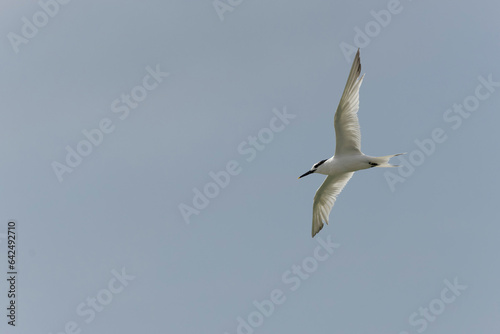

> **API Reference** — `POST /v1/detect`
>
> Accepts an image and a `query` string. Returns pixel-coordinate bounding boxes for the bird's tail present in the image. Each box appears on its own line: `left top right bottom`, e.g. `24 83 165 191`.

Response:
372 153 406 167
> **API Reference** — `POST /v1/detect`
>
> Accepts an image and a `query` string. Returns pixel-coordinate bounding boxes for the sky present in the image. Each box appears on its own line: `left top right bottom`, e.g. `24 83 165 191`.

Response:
0 0 499 333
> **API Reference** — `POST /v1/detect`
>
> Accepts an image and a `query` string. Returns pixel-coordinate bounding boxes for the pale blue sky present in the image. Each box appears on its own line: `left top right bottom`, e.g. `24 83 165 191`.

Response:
0 1 499 333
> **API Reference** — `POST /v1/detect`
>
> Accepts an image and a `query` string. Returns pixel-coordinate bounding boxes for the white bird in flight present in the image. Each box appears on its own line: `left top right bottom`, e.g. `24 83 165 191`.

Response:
299 49 404 237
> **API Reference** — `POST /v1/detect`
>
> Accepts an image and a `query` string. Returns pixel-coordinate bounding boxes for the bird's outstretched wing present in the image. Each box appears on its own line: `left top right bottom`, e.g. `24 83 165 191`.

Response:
312 172 354 237
334 49 365 156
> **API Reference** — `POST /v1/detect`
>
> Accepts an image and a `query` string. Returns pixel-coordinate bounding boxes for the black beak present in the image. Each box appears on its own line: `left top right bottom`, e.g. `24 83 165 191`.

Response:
298 170 314 179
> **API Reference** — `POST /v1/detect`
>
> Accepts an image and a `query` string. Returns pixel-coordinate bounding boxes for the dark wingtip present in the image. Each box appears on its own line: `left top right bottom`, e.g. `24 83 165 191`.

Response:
311 224 324 238
355 49 361 75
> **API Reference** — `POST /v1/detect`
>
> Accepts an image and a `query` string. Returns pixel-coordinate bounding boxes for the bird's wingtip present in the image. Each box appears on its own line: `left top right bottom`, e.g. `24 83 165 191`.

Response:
311 222 324 237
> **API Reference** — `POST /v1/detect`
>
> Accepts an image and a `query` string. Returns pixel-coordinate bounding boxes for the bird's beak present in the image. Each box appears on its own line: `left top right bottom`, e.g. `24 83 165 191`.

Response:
298 170 314 179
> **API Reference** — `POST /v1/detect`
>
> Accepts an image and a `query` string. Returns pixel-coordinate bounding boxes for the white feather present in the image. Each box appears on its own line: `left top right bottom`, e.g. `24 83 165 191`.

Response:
334 49 364 156
312 172 354 237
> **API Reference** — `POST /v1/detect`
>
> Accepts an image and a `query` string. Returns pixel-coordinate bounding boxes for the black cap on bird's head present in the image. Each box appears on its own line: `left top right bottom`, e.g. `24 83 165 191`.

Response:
298 159 327 179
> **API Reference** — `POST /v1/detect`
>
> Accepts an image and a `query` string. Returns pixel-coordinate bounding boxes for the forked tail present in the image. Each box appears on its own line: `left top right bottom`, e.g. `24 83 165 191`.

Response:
372 153 406 167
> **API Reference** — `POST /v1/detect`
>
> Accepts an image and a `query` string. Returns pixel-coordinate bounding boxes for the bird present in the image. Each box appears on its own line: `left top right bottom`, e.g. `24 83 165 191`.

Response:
299 49 404 237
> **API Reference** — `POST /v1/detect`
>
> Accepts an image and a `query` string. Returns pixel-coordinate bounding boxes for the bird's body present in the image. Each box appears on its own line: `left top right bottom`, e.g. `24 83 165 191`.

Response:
315 153 402 175
299 50 404 237
315 155 375 175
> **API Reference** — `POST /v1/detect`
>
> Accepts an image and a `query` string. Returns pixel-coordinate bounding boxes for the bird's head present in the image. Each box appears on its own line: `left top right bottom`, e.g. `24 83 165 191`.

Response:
298 159 328 179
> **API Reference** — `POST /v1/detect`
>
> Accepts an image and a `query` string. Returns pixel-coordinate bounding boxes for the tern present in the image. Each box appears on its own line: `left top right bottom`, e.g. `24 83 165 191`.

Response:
299 49 404 237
